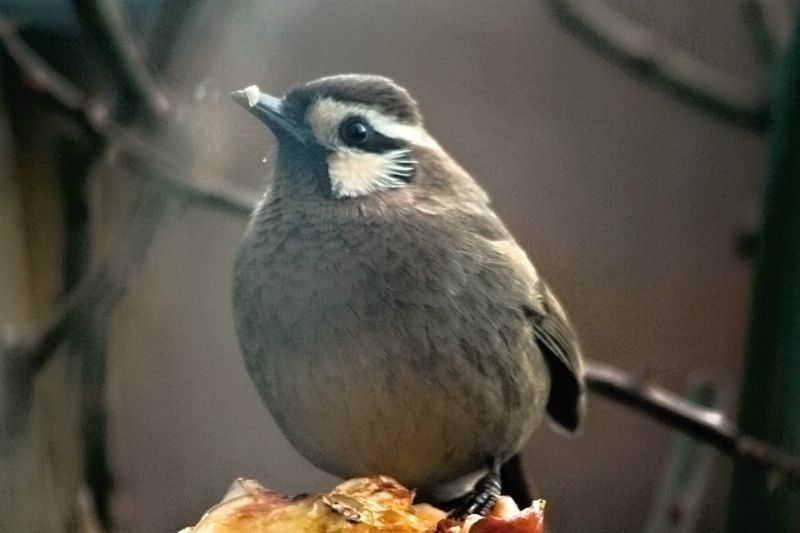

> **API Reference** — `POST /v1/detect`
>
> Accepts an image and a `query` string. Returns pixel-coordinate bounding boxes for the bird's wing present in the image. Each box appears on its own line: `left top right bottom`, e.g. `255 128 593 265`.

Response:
525 280 585 433
457 206 585 432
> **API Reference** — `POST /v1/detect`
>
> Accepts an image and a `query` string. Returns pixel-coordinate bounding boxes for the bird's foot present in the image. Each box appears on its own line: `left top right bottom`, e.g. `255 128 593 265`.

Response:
448 458 502 520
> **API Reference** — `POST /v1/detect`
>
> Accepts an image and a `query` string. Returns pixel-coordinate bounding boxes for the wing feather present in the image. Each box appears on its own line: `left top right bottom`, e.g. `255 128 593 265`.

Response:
526 281 585 432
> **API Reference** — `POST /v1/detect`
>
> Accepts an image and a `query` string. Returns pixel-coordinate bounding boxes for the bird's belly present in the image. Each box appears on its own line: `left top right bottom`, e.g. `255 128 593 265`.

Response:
235 223 551 495
248 317 550 494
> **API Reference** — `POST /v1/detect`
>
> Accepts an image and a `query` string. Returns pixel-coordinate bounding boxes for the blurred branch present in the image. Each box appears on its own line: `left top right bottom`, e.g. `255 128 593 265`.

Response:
144 0 212 72
3 161 253 382
5 179 167 371
2 3 247 529
70 0 169 122
742 0 794 64
0 17 256 219
548 0 771 133
134 162 256 217
0 19 85 111
77 484 106 533
0 10 256 390
586 361 800 489
64 4 174 522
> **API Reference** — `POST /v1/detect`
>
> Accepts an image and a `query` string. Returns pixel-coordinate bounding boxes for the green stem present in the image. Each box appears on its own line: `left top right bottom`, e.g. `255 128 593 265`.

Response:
727 9 800 533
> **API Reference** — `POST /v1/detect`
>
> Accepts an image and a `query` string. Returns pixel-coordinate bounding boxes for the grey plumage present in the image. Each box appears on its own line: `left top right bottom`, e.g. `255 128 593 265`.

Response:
232 75 584 500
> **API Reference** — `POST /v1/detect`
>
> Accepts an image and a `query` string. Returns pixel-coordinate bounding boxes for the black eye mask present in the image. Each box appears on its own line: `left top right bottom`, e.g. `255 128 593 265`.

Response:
338 115 407 154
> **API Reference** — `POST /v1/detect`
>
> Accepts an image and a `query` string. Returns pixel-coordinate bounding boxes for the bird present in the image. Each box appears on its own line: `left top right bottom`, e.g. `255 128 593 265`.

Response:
230 74 585 516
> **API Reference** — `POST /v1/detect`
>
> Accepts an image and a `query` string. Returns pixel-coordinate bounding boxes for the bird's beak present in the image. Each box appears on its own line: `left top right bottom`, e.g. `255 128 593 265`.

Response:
230 86 309 144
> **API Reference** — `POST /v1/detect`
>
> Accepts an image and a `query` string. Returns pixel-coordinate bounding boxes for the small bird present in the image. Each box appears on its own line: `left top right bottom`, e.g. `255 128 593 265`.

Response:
230 75 584 515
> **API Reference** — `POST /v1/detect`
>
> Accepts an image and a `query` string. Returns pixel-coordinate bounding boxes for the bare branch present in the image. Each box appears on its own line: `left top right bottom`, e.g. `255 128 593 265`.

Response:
0 19 86 111
0 22 256 400
6 179 167 366
76 485 106 533
2 165 253 402
70 0 169 122
2 4 249 527
0 18 257 219
1 178 169 457
586 361 800 489
143 0 214 72
549 0 771 133
742 0 795 64
0 16 113 135
135 165 256 218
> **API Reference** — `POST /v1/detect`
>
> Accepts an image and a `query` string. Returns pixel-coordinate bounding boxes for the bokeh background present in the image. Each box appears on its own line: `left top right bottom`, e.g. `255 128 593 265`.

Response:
0 1 775 532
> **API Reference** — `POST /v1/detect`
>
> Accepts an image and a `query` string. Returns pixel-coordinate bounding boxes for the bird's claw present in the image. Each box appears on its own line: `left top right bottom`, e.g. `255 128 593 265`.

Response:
448 458 503 520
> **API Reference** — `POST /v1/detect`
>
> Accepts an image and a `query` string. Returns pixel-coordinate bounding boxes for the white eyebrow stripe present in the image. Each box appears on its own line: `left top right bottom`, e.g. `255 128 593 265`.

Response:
306 97 439 150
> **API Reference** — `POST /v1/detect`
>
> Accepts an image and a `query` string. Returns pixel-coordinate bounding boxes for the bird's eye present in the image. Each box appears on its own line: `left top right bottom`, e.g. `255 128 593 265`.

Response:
339 117 371 146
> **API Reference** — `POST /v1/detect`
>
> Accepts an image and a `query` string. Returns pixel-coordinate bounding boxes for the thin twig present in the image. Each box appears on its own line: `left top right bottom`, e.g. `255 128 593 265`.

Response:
70 0 169 122
548 0 771 133
0 17 257 219
143 0 213 72
3 175 168 381
1 5 250 529
76 484 106 533
2 167 253 384
0 19 85 110
742 0 794 64
585 361 800 489
0 20 256 386
135 164 256 218
64 3 179 523
0 10 254 437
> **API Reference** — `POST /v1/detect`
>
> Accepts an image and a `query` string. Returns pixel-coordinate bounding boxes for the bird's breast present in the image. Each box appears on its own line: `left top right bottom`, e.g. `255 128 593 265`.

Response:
232 206 550 493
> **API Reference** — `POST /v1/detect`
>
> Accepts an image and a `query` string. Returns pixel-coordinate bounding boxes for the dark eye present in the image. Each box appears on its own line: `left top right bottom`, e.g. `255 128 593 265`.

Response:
339 117 372 146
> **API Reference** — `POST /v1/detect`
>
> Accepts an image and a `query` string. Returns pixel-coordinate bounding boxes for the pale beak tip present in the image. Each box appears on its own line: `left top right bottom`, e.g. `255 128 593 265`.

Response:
230 85 261 107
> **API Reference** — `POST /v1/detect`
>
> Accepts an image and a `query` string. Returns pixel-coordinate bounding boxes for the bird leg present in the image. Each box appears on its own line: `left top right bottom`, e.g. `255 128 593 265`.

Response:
448 457 503 519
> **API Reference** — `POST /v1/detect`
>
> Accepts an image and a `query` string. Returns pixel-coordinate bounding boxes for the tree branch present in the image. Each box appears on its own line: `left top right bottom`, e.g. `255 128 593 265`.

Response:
585 361 800 489
742 0 794 64
62 4 183 522
143 0 213 73
3 178 167 378
2 4 251 528
0 17 257 219
0 21 255 354
76 485 106 533
70 0 169 122
548 0 771 133
0 19 85 111
0 20 256 400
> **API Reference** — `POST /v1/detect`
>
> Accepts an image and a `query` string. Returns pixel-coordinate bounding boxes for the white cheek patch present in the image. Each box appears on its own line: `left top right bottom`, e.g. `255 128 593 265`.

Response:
328 148 414 198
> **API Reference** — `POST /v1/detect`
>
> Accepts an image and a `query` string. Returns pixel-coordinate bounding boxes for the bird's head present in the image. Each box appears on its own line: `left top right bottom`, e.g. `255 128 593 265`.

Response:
231 74 443 200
